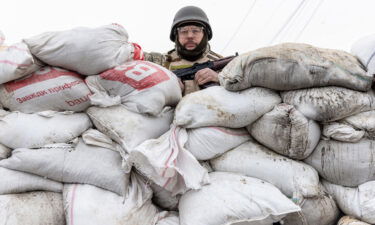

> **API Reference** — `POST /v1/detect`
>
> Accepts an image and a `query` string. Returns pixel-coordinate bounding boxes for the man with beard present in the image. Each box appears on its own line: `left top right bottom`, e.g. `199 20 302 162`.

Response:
145 6 222 95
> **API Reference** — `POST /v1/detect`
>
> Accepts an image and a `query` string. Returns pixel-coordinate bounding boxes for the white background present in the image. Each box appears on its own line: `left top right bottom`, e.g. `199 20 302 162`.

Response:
1 0 375 56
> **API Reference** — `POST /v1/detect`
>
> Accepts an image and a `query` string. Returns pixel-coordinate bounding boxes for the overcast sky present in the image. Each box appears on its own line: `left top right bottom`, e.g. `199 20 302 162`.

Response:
1 0 375 56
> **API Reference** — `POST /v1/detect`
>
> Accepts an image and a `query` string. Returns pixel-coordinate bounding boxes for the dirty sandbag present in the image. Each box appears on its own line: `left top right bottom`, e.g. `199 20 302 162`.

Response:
281 86 375 122
210 140 320 199
129 126 209 196
305 139 375 187
0 42 42 84
86 60 181 116
186 126 250 160
281 185 340 225
322 180 375 224
343 110 375 139
0 66 92 113
0 191 65 225
175 86 281 128
219 43 371 92
0 139 130 196
0 143 10 160
24 24 143 75
0 167 62 195
63 172 159 225
87 105 173 153
322 122 365 142
337 216 371 225
0 110 92 149
178 172 301 225
249 103 320 160
351 33 375 76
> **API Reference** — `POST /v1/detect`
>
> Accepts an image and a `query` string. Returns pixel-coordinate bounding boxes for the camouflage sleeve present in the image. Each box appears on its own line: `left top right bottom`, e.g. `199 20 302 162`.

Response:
144 52 169 68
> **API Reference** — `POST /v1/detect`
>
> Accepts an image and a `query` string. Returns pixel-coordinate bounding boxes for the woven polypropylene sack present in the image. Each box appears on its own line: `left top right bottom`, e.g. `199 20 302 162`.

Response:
351 34 375 75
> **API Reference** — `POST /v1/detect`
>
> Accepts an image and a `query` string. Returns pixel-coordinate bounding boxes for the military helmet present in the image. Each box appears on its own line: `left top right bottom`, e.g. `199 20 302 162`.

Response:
170 6 212 41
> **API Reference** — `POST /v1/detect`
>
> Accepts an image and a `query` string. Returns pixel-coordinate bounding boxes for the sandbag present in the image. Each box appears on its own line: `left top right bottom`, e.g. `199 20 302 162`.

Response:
87 105 173 152
351 33 375 75
210 140 320 199
0 143 10 159
343 110 375 139
338 216 371 225
130 126 209 196
186 126 250 160
0 42 41 84
63 173 159 225
0 66 92 113
0 110 92 149
86 60 181 116
175 86 281 128
0 191 65 225
178 172 301 225
24 24 143 75
281 87 375 122
219 43 371 91
305 139 375 187
282 188 340 225
0 139 129 196
322 122 365 142
249 103 320 160
323 180 375 224
0 167 62 195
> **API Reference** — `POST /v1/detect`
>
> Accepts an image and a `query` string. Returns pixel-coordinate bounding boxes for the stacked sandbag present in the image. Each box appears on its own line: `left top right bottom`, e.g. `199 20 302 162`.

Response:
0 191 65 225
219 43 371 91
323 180 375 224
178 172 301 225
0 42 42 84
86 60 182 115
0 66 93 113
24 24 143 75
351 33 375 75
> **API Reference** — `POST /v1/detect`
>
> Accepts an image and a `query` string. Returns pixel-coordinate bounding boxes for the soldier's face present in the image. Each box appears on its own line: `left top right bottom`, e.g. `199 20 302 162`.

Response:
177 25 204 50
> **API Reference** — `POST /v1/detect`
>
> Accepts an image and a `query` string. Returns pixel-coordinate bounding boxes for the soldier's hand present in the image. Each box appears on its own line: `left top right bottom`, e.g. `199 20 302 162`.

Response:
194 68 219 85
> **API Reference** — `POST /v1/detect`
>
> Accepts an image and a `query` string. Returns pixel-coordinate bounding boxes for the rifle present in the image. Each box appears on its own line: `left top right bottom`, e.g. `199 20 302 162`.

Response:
172 53 238 88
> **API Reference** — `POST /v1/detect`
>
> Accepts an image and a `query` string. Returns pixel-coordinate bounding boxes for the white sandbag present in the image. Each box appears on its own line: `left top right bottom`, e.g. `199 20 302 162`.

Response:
0 66 93 113
24 24 144 75
179 172 300 225
322 122 365 142
0 143 10 159
0 167 62 194
151 182 180 210
0 110 92 149
219 43 371 92
343 110 375 139
351 33 375 75
322 180 375 224
63 173 159 225
86 60 181 116
87 105 173 152
130 126 209 196
156 212 179 225
305 139 375 187
0 191 65 225
175 86 281 128
0 139 129 196
281 87 375 122
0 42 41 84
210 140 320 199
186 126 250 160
338 216 371 225
282 188 340 225
249 103 320 160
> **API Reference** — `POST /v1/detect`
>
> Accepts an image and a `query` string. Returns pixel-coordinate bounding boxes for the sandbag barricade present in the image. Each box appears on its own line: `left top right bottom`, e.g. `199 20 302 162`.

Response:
0 66 92 113
86 60 181 116
24 24 144 75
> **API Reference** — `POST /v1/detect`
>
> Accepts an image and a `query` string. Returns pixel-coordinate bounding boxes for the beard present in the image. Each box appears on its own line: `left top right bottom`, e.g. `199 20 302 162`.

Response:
175 34 208 61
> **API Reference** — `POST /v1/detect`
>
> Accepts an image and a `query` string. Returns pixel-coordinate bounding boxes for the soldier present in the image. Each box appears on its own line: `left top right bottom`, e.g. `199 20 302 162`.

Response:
145 6 222 95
